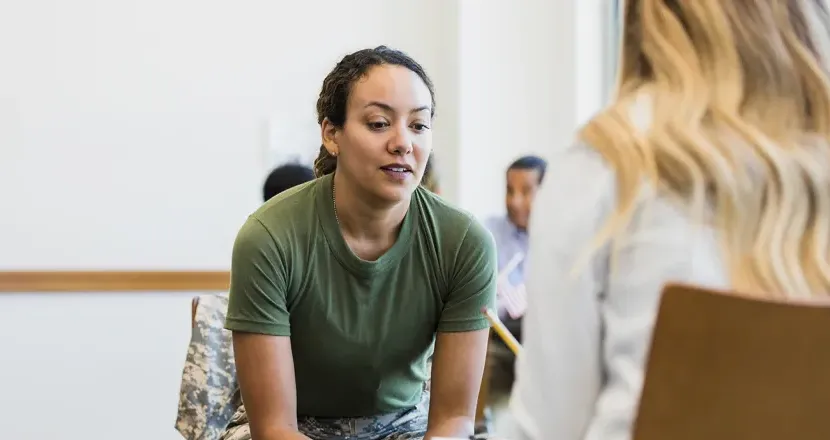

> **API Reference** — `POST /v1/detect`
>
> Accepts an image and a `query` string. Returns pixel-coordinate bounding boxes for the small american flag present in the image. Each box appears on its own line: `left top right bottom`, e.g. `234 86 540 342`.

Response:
496 252 527 319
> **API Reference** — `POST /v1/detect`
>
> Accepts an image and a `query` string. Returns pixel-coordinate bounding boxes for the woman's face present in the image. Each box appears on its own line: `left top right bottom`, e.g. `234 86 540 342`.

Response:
323 65 433 204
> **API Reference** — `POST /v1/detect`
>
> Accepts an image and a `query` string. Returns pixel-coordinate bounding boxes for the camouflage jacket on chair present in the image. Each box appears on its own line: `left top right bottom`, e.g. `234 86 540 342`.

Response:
175 293 239 440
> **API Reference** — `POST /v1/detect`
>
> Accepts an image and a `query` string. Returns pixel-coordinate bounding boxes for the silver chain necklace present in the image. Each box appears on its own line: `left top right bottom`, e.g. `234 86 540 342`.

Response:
332 179 340 225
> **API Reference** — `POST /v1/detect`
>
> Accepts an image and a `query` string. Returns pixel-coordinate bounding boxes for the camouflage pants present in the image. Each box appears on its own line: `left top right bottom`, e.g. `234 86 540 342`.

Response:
220 392 429 440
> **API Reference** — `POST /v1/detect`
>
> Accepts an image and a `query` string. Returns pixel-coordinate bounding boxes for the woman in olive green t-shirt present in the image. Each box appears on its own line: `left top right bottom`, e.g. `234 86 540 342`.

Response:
222 46 497 440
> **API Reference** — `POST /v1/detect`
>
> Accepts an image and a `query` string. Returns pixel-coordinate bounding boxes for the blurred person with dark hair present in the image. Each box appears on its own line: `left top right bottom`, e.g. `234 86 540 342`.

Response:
262 163 315 202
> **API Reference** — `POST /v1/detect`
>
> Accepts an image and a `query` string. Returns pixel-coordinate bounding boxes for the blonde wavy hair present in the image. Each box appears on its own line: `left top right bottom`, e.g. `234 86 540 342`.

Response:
579 0 830 298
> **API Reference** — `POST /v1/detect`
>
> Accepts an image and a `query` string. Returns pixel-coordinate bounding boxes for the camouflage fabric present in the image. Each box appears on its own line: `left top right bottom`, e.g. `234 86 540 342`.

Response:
175 293 240 440
220 392 430 440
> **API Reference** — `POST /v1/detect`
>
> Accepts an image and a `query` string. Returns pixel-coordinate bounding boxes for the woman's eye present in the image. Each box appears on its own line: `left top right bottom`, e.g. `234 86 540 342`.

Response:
368 121 389 130
411 123 430 132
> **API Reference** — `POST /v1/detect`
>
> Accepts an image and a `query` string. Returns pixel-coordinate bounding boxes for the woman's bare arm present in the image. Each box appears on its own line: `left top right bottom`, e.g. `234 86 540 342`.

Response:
233 332 310 440
425 328 490 439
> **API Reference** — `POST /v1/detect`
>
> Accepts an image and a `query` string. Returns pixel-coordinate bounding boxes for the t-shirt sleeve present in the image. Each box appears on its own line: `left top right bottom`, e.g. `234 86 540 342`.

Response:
224 216 291 337
437 219 498 332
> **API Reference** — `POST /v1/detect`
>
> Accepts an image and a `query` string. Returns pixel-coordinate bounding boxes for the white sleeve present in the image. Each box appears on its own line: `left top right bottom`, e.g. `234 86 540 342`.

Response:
509 145 615 440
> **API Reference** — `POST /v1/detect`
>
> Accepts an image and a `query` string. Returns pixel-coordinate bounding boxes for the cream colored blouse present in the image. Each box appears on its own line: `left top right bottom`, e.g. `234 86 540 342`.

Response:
509 144 730 440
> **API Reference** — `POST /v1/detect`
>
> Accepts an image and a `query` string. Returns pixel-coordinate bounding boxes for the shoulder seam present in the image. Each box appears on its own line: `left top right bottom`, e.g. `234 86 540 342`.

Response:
449 216 476 286
250 215 280 247
247 215 292 289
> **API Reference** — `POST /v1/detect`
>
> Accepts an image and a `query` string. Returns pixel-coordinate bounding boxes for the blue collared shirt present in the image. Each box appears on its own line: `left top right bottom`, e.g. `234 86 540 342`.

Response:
484 216 529 287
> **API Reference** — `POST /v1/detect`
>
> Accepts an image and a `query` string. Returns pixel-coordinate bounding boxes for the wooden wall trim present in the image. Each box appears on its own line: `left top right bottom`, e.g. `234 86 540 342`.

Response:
0 271 230 293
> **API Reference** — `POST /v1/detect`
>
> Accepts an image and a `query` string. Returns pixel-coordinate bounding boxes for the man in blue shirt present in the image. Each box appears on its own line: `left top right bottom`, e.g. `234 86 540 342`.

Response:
485 155 547 336
477 155 547 434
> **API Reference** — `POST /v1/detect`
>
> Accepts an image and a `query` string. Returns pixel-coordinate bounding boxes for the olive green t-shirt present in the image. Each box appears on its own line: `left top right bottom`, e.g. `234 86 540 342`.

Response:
224 173 497 417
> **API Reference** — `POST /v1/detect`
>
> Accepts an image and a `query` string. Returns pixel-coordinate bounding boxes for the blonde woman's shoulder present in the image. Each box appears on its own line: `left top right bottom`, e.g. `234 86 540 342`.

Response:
512 143 617 440
530 143 619 267
544 144 616 199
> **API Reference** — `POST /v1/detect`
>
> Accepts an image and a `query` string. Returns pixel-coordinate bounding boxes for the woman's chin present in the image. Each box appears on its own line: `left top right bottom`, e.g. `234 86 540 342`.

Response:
373 184 415 205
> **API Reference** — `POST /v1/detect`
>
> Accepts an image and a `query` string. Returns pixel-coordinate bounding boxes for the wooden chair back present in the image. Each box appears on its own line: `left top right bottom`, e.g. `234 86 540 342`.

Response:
633 283 830 440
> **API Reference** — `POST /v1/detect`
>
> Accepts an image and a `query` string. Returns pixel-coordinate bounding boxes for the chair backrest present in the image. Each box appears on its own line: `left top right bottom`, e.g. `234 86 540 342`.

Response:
633 283 830 440
191 296 200 328
176 293 239 440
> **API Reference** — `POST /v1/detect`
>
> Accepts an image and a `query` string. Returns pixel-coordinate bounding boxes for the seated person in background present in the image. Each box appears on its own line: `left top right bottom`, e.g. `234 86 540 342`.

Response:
476 155 546 431
485 155 547 337
511 1 830 439
263 163 315 202
222 46 496 440
420 153 441 194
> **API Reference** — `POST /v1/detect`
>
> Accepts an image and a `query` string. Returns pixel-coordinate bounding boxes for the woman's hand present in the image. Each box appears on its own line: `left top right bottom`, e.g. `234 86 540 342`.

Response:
264 428 311 440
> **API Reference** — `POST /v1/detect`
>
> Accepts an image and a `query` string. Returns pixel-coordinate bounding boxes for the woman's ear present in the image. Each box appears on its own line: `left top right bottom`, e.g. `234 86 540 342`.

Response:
320 118 339 157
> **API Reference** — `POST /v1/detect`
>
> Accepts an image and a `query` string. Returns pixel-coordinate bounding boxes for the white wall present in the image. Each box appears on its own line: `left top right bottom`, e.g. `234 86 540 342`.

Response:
0 0 453 270
454 0 609 219
0 0 611 438
0 291 196 439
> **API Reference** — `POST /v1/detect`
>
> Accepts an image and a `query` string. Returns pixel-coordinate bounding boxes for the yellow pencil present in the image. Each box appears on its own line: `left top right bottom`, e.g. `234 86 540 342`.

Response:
482 307 523 356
